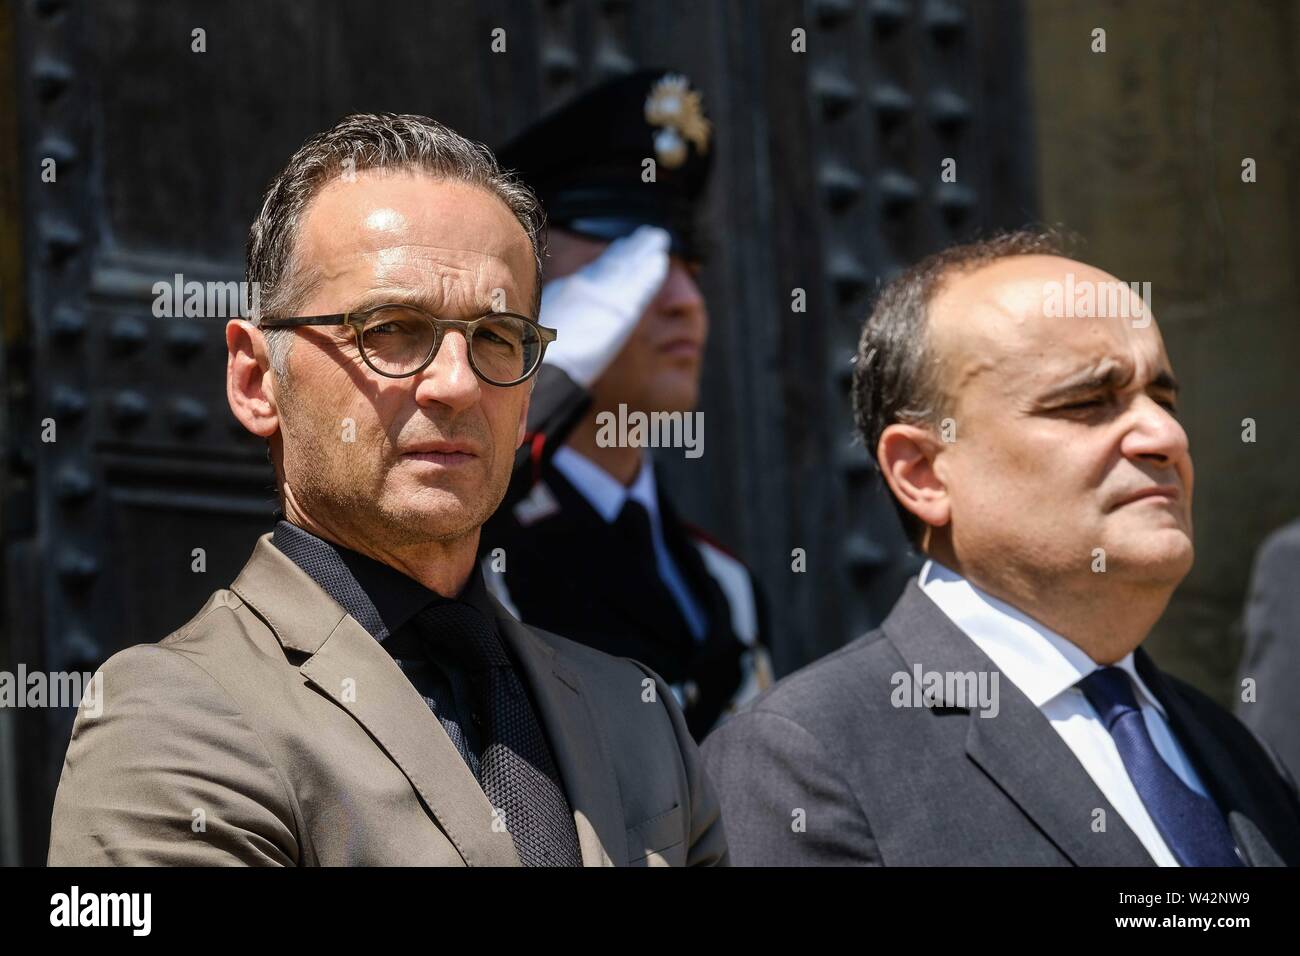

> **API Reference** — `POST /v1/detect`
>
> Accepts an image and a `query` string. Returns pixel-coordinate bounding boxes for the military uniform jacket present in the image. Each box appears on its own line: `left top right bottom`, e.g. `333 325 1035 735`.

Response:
482 365 771 739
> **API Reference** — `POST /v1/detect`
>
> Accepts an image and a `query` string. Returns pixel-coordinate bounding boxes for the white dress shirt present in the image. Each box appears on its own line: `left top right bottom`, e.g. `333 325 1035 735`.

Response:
551 447 708 641
918 559 1212 866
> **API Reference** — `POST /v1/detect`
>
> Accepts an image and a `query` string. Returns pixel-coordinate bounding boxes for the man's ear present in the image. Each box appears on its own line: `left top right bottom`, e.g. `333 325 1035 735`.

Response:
876 422 951 533
226 319 280 439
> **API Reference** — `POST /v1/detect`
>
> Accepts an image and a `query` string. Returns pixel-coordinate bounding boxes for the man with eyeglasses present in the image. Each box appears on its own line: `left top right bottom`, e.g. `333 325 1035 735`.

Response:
47 112 728 867
480 70 772 741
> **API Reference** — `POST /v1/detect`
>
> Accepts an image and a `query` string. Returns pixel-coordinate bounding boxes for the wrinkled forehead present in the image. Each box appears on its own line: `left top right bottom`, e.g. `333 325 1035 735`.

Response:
297 170 536 312
929 255 1171 398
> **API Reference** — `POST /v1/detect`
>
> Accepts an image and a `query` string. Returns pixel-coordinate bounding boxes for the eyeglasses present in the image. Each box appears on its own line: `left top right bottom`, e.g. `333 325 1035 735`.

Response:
259 304 557 386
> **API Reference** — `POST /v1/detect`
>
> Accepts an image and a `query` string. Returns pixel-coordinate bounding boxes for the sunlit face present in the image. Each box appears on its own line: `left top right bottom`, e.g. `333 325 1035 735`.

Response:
271 170 537 547
547 228 708 414
929 255 1193 589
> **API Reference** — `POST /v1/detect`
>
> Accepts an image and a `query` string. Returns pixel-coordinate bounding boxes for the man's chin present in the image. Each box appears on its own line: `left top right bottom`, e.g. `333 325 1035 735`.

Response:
1108 529 1194 583
385 512 483 545
378 487 496 542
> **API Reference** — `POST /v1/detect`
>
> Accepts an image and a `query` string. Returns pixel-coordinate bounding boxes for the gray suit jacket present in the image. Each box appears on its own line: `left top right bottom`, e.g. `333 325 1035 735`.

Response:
703 581 1300 866
48 534 728 866
1237 518 1300 781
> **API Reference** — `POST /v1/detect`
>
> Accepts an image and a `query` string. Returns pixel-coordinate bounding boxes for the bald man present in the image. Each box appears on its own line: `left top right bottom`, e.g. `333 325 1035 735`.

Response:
702 232 1300 866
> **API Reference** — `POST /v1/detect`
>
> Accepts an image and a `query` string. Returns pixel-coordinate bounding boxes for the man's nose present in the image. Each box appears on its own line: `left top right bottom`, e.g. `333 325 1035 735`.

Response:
1121 395 1189 469
413 329 481 412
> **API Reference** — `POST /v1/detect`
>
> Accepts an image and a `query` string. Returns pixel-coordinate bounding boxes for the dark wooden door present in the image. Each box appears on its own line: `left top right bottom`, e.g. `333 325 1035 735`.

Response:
1 0 1034 864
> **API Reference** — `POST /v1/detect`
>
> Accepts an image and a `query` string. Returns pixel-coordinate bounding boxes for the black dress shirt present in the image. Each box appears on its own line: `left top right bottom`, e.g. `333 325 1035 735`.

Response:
271 519 497 781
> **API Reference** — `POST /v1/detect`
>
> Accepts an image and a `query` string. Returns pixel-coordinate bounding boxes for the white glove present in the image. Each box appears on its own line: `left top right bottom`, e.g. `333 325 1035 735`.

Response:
539 225 670 388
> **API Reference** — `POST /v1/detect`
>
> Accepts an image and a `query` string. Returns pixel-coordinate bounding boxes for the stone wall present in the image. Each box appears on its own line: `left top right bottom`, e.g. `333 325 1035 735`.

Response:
1026 0 1300 702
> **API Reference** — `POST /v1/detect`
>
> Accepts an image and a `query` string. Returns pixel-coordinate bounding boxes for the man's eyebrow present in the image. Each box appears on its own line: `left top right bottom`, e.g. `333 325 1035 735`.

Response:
1037 363 1180 403
1037 363 1130 403
344 288 494 315
1149 369 1181 394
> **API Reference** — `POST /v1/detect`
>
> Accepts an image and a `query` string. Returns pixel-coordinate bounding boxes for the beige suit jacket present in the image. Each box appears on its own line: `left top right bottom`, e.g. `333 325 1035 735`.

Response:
48 534 728 866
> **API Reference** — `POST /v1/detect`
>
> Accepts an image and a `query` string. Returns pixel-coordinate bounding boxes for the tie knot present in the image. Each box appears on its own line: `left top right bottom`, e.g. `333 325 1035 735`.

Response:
614 497 657 551
414 602 509 671
616 497 652 529
1079 666 1141 728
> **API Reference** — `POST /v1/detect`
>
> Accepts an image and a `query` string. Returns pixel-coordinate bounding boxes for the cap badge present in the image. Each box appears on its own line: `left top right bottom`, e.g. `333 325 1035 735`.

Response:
644 74 711 169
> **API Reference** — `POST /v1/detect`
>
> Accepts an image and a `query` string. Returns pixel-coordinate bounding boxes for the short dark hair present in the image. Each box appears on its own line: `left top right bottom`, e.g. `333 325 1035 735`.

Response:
851 229 1073 548
246 112 546 376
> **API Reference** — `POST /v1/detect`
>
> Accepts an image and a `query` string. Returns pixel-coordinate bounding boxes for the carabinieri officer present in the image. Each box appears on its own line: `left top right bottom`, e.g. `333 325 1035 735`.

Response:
481 69 771 739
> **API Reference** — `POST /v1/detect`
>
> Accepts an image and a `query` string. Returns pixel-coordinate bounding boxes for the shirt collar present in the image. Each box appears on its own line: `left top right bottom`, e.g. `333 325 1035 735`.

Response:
551 446 660 525
917 558 1166 716
271 519 495 643
626 456 660 516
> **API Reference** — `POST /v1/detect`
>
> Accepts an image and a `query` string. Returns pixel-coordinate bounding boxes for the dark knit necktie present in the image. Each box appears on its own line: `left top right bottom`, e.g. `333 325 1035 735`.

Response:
1079 667 1243 866
414 603 582 867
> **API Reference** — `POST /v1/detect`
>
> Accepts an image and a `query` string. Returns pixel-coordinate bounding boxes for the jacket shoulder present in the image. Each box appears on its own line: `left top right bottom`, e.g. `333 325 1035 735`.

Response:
51 600 301 866
89 589 261 710
159 587 247 645
1249 519 1300 592
97 586 289 717
1257 519 1300 563
730 626 896 729
80 587 246 680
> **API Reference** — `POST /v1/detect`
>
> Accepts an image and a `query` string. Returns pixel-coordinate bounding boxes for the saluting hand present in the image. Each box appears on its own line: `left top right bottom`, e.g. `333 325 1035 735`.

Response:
538 225 670 388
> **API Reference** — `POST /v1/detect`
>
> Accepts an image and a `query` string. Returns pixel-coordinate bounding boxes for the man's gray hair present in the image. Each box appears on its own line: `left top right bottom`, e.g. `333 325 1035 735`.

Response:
851 228 1072 548
245 112 546 377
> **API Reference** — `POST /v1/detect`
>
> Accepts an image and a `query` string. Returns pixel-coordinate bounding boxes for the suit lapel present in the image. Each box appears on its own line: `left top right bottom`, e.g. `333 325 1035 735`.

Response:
962 691 1155 866
1135 650 1283 866
231 534 520 867
493 602 629 867
884 582 1155 866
